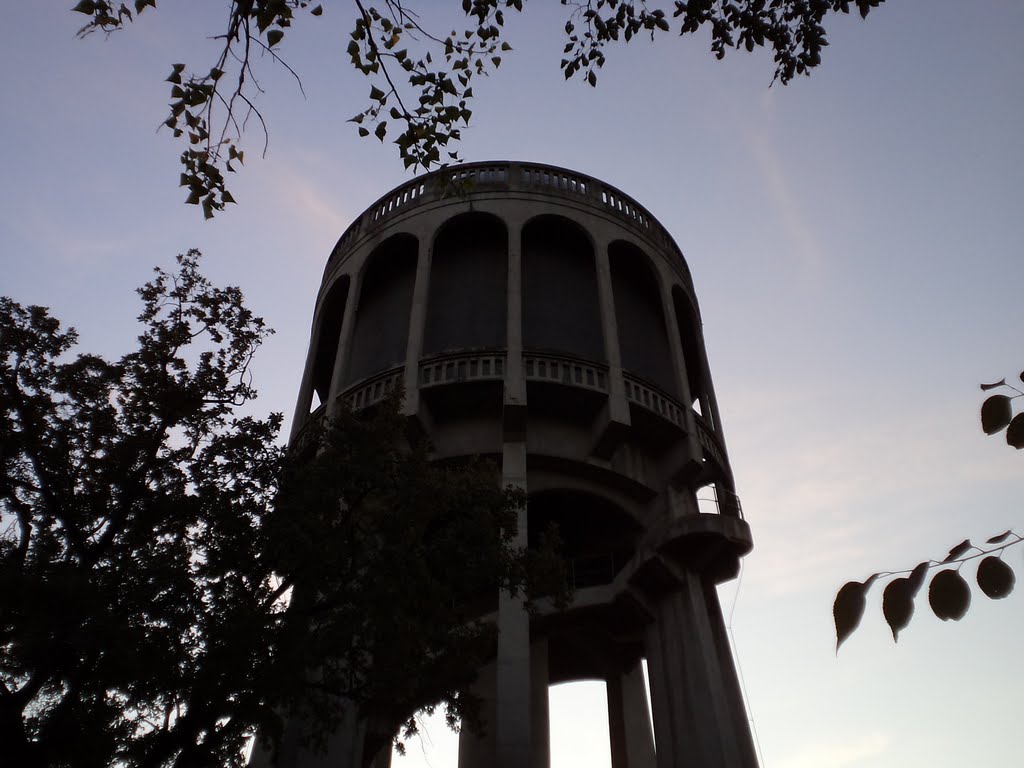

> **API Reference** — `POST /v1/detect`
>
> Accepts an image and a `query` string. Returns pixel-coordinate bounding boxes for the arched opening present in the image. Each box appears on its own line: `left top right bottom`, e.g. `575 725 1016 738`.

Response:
609 243 674 395
672 286 707 416
522 216 604 362
528 490 640 590
345 234 418 386
423 213 508 356
311 275 350 410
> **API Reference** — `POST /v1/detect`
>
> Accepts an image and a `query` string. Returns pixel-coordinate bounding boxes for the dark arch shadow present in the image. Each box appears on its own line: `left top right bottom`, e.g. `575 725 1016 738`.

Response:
608 241 674 395
344 233 418 386
522 214 604 362
423 212 508 356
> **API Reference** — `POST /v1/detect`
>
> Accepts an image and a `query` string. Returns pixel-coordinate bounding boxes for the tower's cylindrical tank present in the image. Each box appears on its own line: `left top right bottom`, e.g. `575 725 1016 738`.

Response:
288 162 756 768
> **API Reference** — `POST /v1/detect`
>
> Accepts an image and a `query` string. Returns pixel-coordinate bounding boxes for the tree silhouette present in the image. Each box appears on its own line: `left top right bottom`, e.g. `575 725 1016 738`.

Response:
0 251 562 767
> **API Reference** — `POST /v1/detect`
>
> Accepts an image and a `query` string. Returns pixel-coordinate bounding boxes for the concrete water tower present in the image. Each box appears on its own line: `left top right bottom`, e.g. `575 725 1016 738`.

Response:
285 162 755 768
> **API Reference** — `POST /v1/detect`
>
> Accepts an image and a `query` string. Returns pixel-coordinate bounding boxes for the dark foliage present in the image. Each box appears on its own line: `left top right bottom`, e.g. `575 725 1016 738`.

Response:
0 251 560 766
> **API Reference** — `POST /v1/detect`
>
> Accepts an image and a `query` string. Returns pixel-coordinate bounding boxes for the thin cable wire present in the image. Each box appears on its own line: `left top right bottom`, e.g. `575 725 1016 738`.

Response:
726 558 766 767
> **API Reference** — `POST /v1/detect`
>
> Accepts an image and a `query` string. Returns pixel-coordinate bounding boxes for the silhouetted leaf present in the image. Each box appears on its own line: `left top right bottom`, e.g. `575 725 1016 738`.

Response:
929 569 971 621
834 576 876 651
977 556 1015 599
980 379 1006 391
943 539 972 563
882 577 914 641
1006 413 1024 449
907 561 929 596
266 29 284 48
986 530 1014 544
981 395 1012 434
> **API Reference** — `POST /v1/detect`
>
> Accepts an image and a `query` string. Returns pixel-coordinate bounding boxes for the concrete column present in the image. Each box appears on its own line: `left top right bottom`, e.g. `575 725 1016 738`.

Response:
324 269 362 419
657 276 690 405
643 571 758 768
504 217 526 415
496 440 531 768
530 639 551 768
368 741 393 768
593 238 628 420
458 662 498 768
591 238 631 457
607 661 656 768
402 234 434 415
704 582 759 768
288 314 322 443
694 319 726 453
262 699 365 768
658 277 705 478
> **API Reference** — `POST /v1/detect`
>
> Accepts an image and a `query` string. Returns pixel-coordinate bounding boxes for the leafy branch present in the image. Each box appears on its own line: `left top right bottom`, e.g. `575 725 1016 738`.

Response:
73 0 886 218
834 531 1021 650
835 369 1024 650
980 370 1024 448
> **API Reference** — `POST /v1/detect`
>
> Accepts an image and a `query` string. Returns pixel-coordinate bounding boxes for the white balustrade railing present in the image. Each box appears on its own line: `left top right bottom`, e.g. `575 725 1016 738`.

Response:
344 367 403 410
523 353 608 393
622 373 685 428
419 351 506 387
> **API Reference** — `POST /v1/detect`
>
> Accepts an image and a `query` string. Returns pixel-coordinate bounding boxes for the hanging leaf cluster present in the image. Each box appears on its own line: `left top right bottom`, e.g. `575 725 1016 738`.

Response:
834 531 1021 650
74 0 885 219
980 371 1024 449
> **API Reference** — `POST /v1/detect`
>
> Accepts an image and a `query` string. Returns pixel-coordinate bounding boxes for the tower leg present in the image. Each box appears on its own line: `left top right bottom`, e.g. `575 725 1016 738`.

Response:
607 660 656 768
458 661 497 768
263 699 365 768
530 639 551 768
644 570 758 768
495 441 532 768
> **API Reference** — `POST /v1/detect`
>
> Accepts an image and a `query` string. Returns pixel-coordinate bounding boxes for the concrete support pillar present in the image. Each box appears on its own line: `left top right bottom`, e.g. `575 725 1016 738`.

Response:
458 662 498 768
496 440 531 768
704 582 759 768
530 639 551 768
644 570 758 768
368 741 393 768
261 699 366 768
288 316 321 442
402 235 433 416
694 320 726 450
504 217 526 415
324 272 362 419
607 661 656 768
657 278 705 478
593 238 629 423
591 238 631 457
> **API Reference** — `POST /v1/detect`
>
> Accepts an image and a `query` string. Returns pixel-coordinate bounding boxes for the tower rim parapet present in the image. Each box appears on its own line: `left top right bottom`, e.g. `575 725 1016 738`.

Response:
325 160 693 290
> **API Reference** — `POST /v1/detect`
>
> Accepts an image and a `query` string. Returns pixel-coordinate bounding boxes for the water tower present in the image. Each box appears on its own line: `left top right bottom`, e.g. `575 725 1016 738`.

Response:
279 162 755 768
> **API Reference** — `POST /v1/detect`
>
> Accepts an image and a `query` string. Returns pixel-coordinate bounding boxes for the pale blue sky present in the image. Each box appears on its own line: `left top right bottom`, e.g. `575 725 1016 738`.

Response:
2 3 1023 767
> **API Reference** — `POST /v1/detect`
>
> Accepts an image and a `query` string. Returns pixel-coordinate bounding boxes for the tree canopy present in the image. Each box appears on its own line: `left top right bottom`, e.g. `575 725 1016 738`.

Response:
73 0 884 217
0 252 561 767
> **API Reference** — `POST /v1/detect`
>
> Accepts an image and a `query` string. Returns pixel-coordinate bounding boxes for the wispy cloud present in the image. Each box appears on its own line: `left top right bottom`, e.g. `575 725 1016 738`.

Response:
775 731 889 768
743 92 826 278
258 156 354 259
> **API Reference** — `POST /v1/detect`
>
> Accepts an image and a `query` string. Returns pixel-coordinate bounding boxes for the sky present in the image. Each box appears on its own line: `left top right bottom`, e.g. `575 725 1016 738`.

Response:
2 2 1023 767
